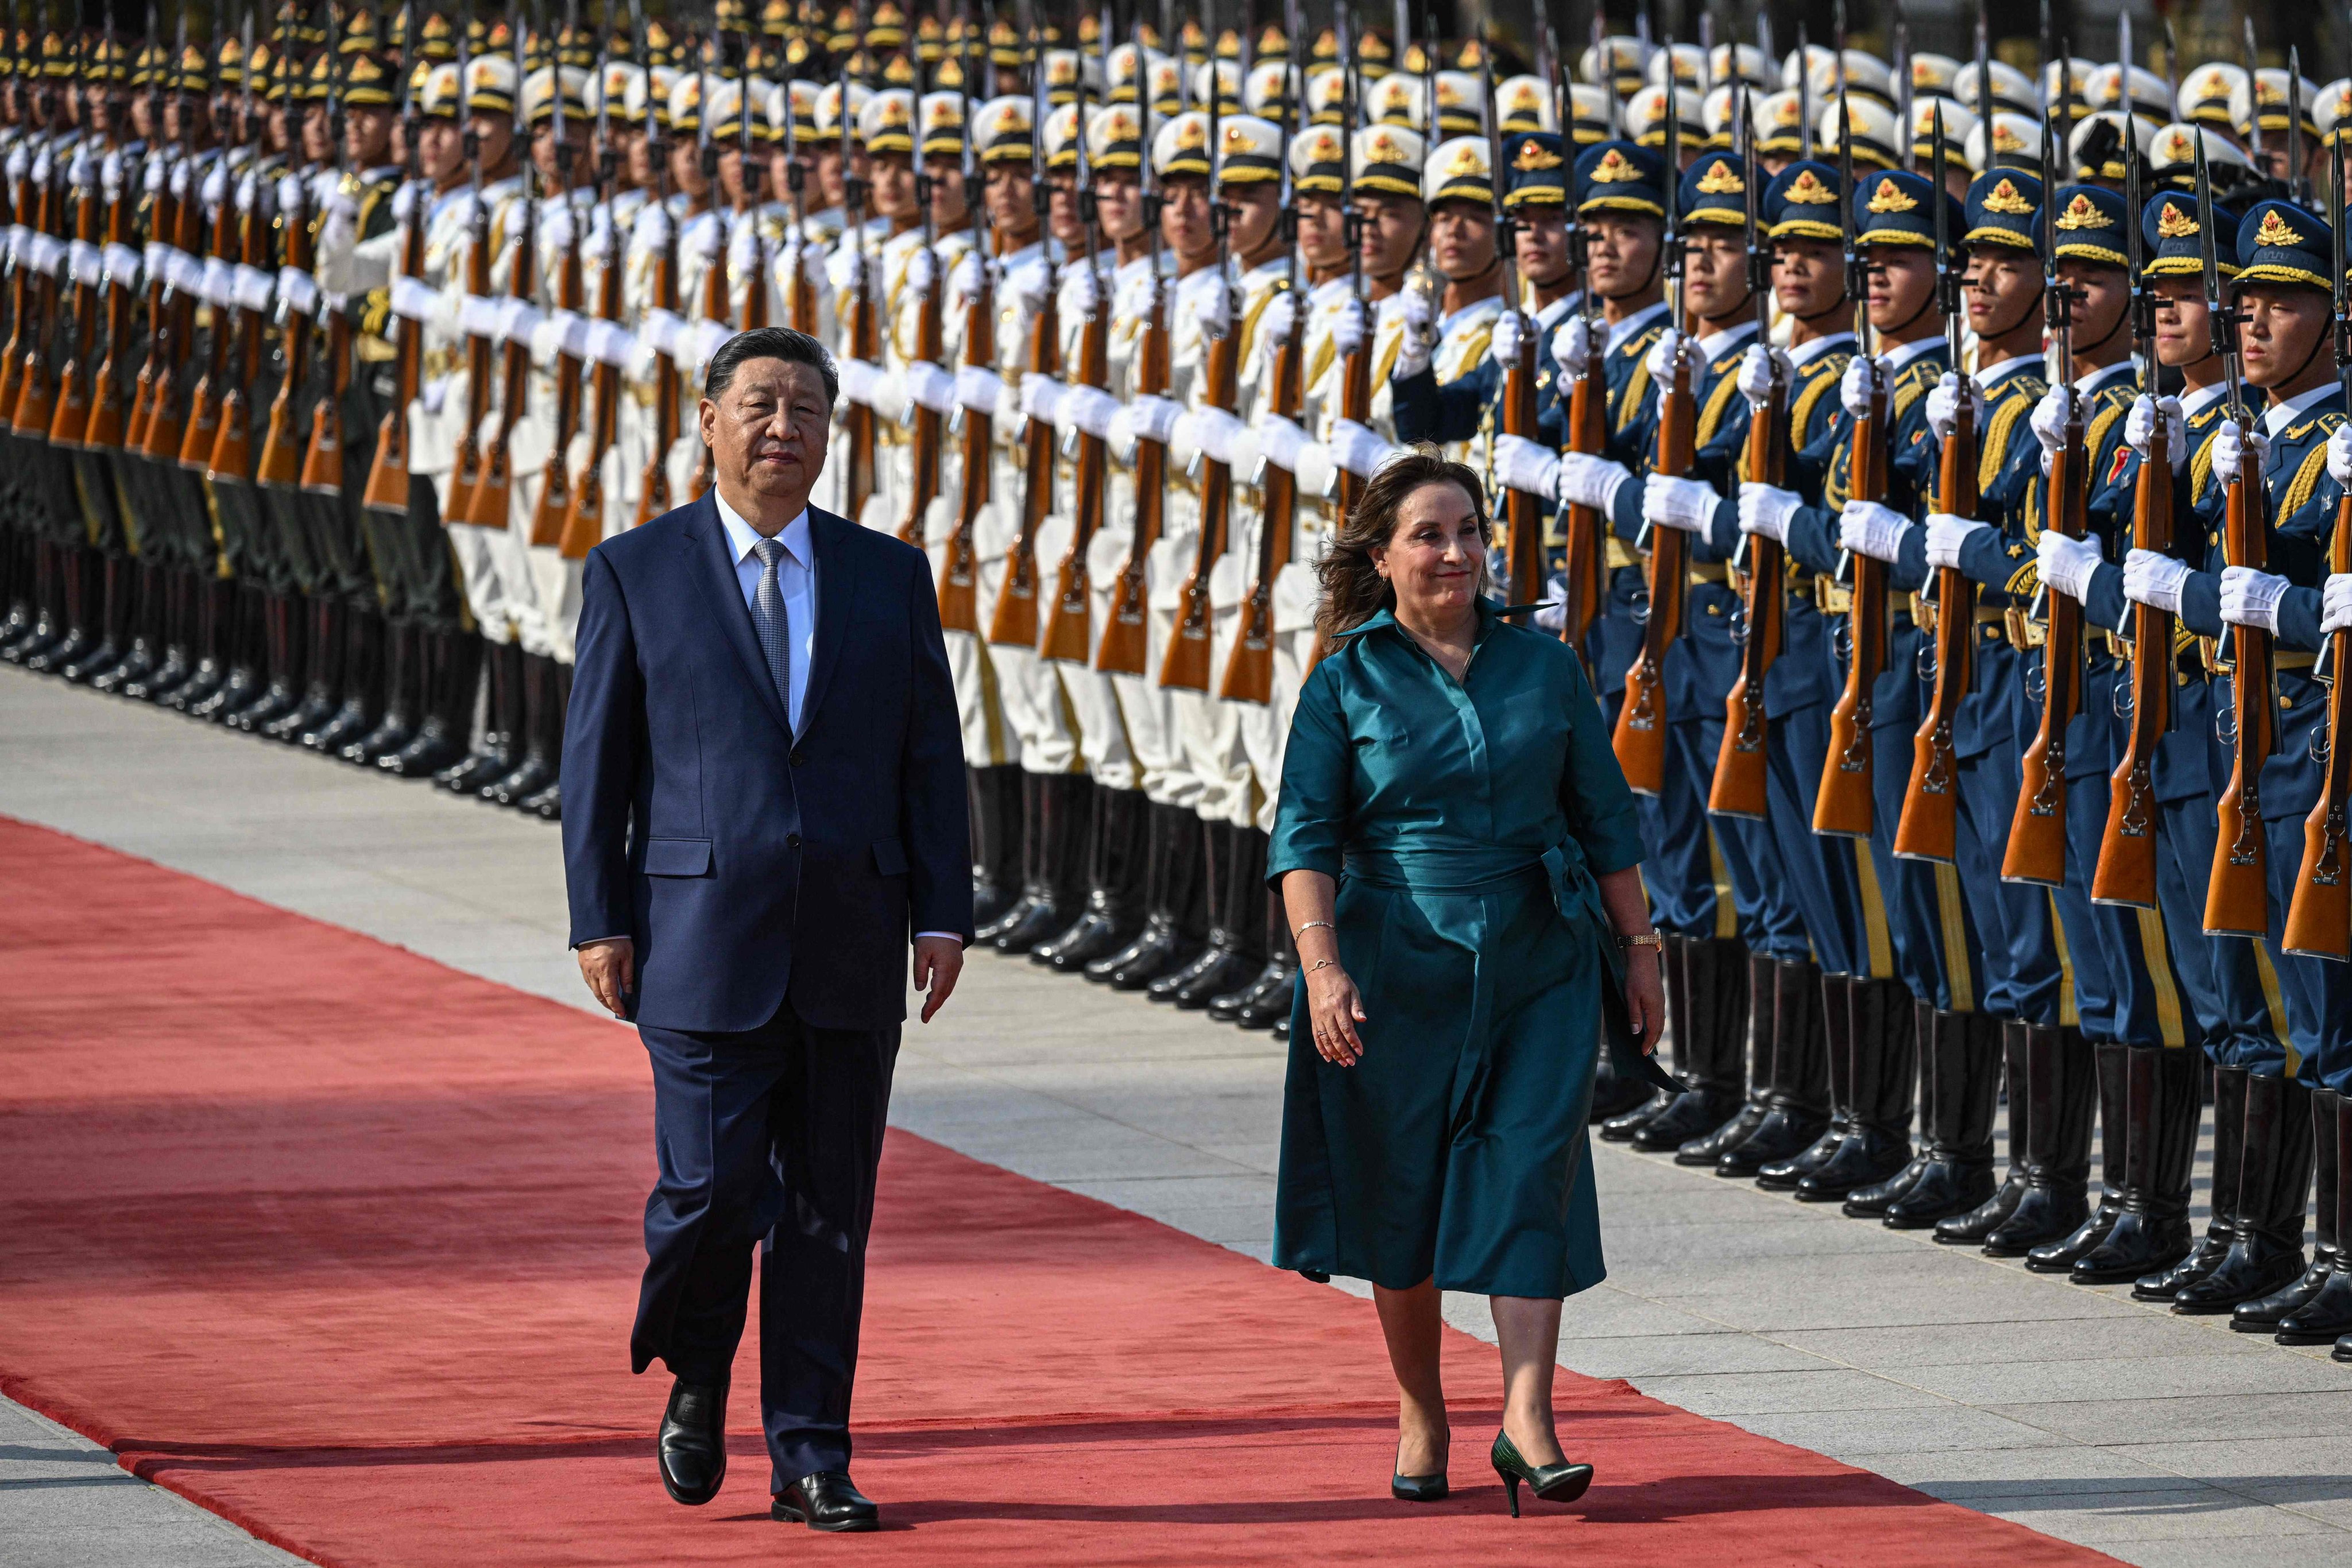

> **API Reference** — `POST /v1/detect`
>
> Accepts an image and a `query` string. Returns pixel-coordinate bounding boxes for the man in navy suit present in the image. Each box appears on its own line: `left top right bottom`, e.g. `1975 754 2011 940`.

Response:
561 327 972 1533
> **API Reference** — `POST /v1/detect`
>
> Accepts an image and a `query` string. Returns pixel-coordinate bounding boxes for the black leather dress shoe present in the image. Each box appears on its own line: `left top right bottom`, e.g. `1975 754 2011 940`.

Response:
655 1379 728 1506
772 1470 879 1532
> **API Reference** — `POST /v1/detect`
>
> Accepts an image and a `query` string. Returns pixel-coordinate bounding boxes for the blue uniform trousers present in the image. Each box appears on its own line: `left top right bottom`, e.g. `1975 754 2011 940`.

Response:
1953 639 2063 1023
2262 668 2352 1090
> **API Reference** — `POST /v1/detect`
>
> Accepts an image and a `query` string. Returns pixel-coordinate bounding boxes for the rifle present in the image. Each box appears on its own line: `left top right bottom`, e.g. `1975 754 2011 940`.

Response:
985 0 1051 649
88 11 144 455
446 2 494 520
147 13 211 468
1332 2 1368 522
2284 119 2352 957
254 0 311 490
2198 134 2273 936
780 28 814 328
1219 0 1302 704
735 6 767 330
1039 0 1109 666
1488 14 1541 607
1161 0 1235 692
1711 88 1780 820
0 3 29 426
1093 10 1163 675
559 23 621 559
362 0 424 513
683 30 726 498
1893 100 1974 862
531 2 586 546
2002 36 2083 889
9 24 66 438
1556 10 1606 657
837 0 878 520
49 24 102 448
463 8 533 531
1612 34 1689 797
123 1 175 459
2094 13 2171 910
939 0 990 634
896 44 945 544
203 10 266 486
299 25 350 498
1814 16 1882 840
631 0 679 525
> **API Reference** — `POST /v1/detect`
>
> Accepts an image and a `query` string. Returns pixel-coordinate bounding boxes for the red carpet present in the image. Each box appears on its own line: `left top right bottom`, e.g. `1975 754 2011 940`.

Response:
0 816 2118 1566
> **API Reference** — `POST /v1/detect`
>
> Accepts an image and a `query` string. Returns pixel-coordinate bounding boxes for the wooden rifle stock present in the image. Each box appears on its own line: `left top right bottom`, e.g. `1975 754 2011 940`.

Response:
256 181 315 490
2207 444 2274 934
204 179 268 484
11 165 60 440
840 250 878 521
1710 362 1789 820
299 307 350 494
896 246 947 545
2091 414 2175 907
1611 344 1693 795
47 175 101 447
1815 376 1888 838
82 169 136 453
560 221 625 558
1498 320 1544 605
2003 410 2087 886
1039 299 1109 664
1160 328 1240 691
362 189 427 513
1094 272 1166 673
1894 398 1980 862
2284 485 2352 956
447 191 496 521
123 171 175 455
143 173 205 465
633 228 680 526
987 287 1056 648
1558 341 1608 655
531 204 586 547
175 181 231 469
938 256 995 636
1220 323 1301 704
465 192 535 529
0 152 31 425
685 215 729 499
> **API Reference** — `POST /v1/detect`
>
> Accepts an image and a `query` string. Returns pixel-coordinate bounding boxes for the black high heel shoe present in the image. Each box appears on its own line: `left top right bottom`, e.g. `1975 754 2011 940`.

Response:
1391 1472 1449 1502
1491 1431 1593 1517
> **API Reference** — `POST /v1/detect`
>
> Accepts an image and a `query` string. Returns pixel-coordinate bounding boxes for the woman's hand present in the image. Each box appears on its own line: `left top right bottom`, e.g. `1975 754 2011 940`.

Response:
1306 961 1370 1066
1620 946 1665 1058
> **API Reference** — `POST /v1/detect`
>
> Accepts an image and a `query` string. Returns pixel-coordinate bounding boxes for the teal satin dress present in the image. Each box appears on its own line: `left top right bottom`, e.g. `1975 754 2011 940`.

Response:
1268 598 1663 1300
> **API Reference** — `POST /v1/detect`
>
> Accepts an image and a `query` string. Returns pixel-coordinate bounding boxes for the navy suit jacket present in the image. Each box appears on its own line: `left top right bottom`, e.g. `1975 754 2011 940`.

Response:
560 493 974 1034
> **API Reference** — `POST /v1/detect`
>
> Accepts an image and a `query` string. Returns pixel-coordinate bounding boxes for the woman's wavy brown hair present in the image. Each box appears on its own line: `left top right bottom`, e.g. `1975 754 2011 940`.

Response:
1314 446 1492 642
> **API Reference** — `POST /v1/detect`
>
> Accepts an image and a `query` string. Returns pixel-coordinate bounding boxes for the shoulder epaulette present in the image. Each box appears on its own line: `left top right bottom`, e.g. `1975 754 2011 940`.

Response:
1980 385 2035 493
1617 354 1653 433
1693 362 1745 448
1789 361 1842 442
2283 438 2335 523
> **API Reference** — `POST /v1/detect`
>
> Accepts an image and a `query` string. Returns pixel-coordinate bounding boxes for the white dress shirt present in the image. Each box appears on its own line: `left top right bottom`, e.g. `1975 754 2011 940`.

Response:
714 493 818 734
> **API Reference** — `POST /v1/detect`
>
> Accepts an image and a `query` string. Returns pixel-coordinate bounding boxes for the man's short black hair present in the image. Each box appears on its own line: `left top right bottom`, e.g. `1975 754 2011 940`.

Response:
703 327 838 407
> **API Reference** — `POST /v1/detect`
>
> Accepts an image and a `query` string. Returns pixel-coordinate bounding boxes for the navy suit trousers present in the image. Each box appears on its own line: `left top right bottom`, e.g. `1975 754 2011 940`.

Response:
632 1002 899 1487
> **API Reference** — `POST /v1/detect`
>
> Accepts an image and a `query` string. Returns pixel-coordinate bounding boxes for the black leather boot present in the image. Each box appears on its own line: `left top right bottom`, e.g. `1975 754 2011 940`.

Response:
1935 1020 2032 1245
518 663 568 819
87 556 153 691
438 637 517 792
169 577 234 713
1983 1025 2097 1256
2032 1039 2134 1274
993 773 1092 954
1172 827 1266 1008
2074 1045 2203 1285
1144 819 1232 997
977 771 1047 944
346 620 422 765
380 627 475 777
1034 786 1149 971
122 565 193 702
1759 971 1854 1190
1604 935 1689 1141
1885 1011 2001 1228
1848 1002 1948 1221
967 765 1023 932
2134 1056 2238 1298
187 582 264 720
486 652 558 804
228 591 305 731
1094 801 1206 988
2241 1087 2340 1335
2280 1094 2352 1344
1227 897 1298 1029
24 543 95 674
2175 1072 2312 1314
1717 959 1828 1179
305 601 382 753
1803 979 1920 1203
1671 946 1771 1164
265 597 341 741
59 549 127 684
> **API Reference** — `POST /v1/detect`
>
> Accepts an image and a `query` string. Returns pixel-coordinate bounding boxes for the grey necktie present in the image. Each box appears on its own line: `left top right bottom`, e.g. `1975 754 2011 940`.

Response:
749 536 794 722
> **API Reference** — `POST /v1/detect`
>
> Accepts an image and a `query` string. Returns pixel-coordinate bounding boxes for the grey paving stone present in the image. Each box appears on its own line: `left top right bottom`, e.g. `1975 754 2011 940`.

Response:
1902 1352 2352 1406
1985 1391 2352 1446
1777 1314 2281 1370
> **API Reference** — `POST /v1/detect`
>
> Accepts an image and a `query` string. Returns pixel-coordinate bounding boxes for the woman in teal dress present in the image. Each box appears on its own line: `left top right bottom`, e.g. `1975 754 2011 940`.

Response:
1270 452 1671 1516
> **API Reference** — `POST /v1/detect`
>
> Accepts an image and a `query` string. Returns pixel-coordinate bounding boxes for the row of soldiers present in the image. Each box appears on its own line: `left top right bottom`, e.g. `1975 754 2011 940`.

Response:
10 1 2352 1359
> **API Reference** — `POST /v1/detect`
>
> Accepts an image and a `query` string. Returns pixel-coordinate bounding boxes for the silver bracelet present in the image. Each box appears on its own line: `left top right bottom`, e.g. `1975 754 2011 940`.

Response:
1294 920 1335 938
1307 958 1338 974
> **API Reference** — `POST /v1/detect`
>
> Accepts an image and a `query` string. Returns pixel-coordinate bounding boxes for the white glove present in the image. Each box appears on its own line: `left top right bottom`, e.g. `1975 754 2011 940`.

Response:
1332 296 1367 359
1059 261 1102 322
1924 513 1990 570
1738 482 1801 543
834 355 881 408
2122 547 2191 613
1392 286 1437 380
783 239 829 288
1327 417 1397 479
1004 255 1051 317
1492 432 1564 500
1534 571 1570 633
1057 383 1120 441
1255 414 1310 478
903 361 956 416
1487 307 1522 368
1925 373 1982 443
1840 500 1914 563
1737 343 1793 409
1193 277 1232 342
1178 406 1248 467
2127 394 2189 474
905 245 937 296
1840 355 1889 418
539 201 575 254
1558 452 1633 513
1018 372 1065 425
948 250 984 308
2211 419 2270 483
2038 531 2104 601
2329 424 2352 487
1643 326 1684 384
1550 315 1592 378
1255 292 1297 371
2324 573 2352 635
952 365 1005 418
1645 473 1720 533
2219 565 2291 633
2029 383 2078 462
1107 392 1181 461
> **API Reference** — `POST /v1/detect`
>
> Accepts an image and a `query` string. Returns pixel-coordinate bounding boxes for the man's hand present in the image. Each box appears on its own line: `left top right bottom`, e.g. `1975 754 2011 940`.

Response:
578 937 635 1019
914 935 964 1023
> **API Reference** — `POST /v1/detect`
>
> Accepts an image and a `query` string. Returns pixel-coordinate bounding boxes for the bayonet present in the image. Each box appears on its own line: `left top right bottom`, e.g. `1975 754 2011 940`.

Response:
1796 22 1810 161
2243 17 2264 173
1894 9 1911 173
2290 45 2307 203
